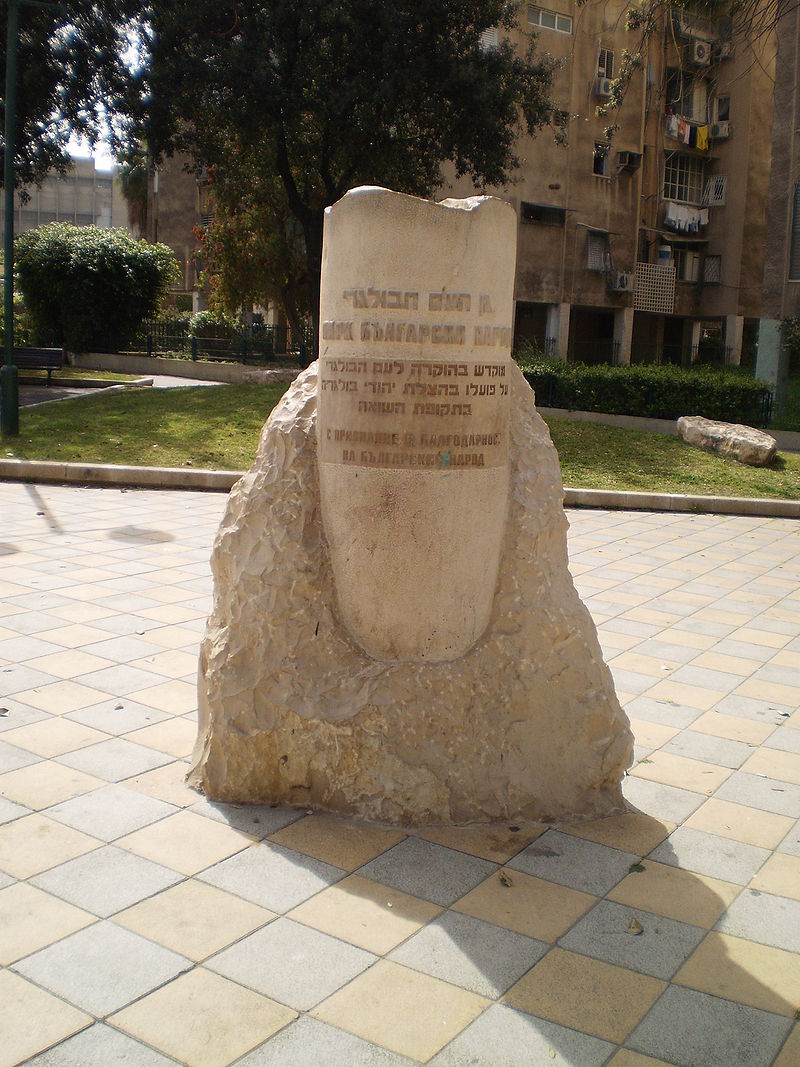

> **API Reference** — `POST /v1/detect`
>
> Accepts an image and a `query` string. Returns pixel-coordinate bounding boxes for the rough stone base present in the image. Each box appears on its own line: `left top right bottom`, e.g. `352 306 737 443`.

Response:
677 415 778 466
190 363 633 825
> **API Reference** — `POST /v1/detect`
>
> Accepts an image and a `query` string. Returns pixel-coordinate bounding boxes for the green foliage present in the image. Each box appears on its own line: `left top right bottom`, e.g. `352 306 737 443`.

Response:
188 309 237 339
521 358 772 426
781 318 800 374
15 224 180 352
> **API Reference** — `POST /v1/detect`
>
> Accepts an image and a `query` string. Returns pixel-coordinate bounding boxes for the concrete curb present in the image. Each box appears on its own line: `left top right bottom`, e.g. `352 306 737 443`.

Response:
1 458 797 517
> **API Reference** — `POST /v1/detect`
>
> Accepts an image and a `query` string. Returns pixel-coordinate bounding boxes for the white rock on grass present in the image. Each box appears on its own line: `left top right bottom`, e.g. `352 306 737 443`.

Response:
677 415 778 467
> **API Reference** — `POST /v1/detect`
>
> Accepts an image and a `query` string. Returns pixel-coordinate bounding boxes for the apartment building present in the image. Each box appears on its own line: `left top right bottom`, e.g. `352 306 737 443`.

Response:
447 0 776 367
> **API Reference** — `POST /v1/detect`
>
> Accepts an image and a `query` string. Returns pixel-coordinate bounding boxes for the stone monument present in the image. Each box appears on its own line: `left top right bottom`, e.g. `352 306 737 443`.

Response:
190 187 632 824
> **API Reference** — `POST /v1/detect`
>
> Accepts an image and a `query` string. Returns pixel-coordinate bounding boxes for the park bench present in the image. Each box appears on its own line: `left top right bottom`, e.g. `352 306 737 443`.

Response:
13 346 64 385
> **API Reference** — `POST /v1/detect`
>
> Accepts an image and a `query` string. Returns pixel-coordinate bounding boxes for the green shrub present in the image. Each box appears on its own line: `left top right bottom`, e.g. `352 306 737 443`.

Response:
521 360 773 427
188 309 237 339
15 224 179 352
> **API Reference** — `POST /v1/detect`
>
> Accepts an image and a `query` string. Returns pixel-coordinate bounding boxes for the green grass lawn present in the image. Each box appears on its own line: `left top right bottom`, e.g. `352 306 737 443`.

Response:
22 367 143 383
2 382 799 500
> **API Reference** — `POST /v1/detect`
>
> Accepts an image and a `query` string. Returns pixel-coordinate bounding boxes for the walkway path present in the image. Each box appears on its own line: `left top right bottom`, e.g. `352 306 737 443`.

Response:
0 483 798 1066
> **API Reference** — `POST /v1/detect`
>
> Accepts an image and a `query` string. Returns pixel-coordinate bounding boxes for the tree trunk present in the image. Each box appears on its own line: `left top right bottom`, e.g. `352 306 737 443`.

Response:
302 211 325 365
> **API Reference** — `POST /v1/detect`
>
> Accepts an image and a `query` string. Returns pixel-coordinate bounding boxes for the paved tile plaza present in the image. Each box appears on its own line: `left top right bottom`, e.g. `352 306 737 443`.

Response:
0 480 799 1066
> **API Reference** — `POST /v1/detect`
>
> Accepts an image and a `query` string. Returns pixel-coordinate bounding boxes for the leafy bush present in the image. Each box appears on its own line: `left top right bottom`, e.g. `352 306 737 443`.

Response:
519 358 773 427
188 309 237 339
15 224 179 352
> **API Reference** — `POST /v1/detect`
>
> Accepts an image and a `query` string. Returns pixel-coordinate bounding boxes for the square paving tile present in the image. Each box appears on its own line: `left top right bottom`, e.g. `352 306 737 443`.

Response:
268 813 405 870
2 716 108 758
557 898 705 979
662 730 754 770
507 829 636 895
749 852 800 900
0 812 100 878
607 860 741 928
409 822 546 863
0 760 104 809
30 843 182 917
311 958 488 1062
125 717 197 757
453 868 596 942
621 776 706 823
714 771 800 818
44 782 177 841
684 797 795 849
25 650 114 680
774 1025 800 1067
198 841 345 912
110 968 296 1067
288 873 441 954
126 759 198 807
189 797 304 837
429 1003 613 1067
503 947 665 1044
56 736 173 781
0 737 42 773
742 747 800 786
716 888 800 953
626 984 791 1067
674 931 800 1017
114 878 275 961
629 750 731 795
0 882 95 964
358 836 498 906
65 696 170 735
117 808 255 875
14 919 192 1017
129 679 198 714
388 908 548 997
234 1015 415 1067
0 970 91 1067
688 710 776 745
208 916 376 1010
0 793 29 825
12 679 110 714
649 826 770 884
556 812 674 856
23 1023 179 1067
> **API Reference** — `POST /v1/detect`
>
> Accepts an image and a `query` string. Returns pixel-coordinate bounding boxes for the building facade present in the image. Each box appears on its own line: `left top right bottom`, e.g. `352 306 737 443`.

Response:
447 1 776 367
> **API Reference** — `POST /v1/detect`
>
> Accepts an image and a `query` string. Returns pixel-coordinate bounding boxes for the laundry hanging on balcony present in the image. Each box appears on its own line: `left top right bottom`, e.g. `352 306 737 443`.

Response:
663 201 710 233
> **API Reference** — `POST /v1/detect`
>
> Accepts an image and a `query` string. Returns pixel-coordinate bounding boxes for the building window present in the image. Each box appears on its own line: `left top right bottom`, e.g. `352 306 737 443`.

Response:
598 48 614 79
672 247 701 282
665 69 708 121
587 231 611 272
479 26 499 51
521 201 566 225
714 95 730 122
790 183 800 279
593 142 611 177
527 5 573 33
663 152 705 204
703 254 721 283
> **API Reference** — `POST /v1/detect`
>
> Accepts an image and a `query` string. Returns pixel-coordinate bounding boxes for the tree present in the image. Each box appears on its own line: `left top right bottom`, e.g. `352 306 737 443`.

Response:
138 0 556 356
0 0 144 190
196 138 310 340
15 223 179 351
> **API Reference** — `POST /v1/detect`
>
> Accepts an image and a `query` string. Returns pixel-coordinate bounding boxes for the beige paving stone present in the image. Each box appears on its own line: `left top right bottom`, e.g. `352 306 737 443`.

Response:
741 748 800 785
452 869 596 942
414 822 546 863
628 718 680 751
621 608 682 626
749 853 800 901
558 811 674 856
312 959 488 1062
117 809 255 875
110 967 296 1067
3 717 108 758
137 604 204 624
288 873 441 954
685 798 795 849
0 882 95 964
145 625 203 650
773 1024 800 1067
729 627 792 650
36 623 112 646
641 679 725 712
597 630 642 652
146 586 197 604
130 649 198 679
787 709 800 731
126 718 197 758
688 711 775 746
695 607 752 627
737 678 800 708
12 679 109 715
674 932 800 1017
114 879 275 961
629 750 731 795
607 1052 673 1067
0 762 104 810
127 760 197 807
129 680 197 715
26 650 113 680
269 814 405 871
0 970 91 1067
503 948 665 1044
607 652 680 677
48 602 114 623
0 812 100 878
692 652 763 677
608 860 739 928
770 649 800 670
657 629 716 651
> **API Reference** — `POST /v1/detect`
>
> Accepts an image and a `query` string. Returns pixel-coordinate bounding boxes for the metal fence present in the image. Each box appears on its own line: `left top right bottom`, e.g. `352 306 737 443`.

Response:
133 321 311 365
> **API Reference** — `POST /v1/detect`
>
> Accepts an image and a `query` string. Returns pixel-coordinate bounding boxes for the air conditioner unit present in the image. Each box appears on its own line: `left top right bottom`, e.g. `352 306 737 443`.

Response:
608 271 634 292
594 76 612 98
691 39 711 65
617 150 642 171
710 121 730 140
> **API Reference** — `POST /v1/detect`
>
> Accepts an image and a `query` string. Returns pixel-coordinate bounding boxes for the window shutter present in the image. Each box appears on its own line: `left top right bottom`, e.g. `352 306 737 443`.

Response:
480 26 499 50
702 176 727 206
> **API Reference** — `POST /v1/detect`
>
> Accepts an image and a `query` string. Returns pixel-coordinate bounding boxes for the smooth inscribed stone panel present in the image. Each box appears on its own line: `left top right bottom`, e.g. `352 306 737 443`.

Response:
317 187 515 662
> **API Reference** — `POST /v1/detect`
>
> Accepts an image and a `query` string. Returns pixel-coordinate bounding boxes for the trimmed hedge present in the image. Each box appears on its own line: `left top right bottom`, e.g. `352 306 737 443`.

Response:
520 360 773 427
